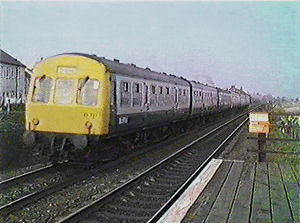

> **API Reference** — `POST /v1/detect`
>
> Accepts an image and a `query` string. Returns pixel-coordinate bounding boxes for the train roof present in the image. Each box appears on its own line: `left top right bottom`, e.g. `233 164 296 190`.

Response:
61 53 190 86
190 81 217 92
217 87 232 94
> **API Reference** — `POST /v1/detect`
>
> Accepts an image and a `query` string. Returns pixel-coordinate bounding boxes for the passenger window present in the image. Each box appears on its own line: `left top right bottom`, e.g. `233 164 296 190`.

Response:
179 89 182 96
122 82 129 92
151 85 156 94
166 87 170 95
159 86 163 94
54 78 75 105
77 79 99 106
32 76 52 103
134 83 140 93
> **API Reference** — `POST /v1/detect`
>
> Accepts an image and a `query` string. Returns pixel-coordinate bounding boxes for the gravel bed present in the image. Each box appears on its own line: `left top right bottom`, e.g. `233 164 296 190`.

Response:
0 163 49 182
218 125 258 162
0 166 78 207
1 112 244 223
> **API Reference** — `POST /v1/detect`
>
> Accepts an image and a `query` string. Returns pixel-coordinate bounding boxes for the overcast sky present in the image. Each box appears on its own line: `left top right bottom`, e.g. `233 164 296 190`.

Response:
1 1 299 98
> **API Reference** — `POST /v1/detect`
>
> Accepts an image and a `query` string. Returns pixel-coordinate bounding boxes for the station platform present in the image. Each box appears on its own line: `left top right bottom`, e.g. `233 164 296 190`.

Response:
158 159 299 223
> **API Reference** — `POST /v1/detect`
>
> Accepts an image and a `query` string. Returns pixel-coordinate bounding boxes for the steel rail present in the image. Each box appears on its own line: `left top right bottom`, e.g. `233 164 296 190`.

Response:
0 164 55 191
58 112 249 223
0 162 74 216
147 117 248 222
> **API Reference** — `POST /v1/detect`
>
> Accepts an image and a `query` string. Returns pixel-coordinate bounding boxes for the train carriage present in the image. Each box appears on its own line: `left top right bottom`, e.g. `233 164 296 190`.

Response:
217 88 232 110
25 53 190 151
240 92 250 106
24 52 251 161
190 81 218 116
93 55 191 136
230 91 241 108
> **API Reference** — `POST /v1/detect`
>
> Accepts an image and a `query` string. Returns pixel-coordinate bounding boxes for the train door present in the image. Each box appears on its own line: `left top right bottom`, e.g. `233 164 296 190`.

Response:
143 83 150 126
144 84 149 112
174 87 178 110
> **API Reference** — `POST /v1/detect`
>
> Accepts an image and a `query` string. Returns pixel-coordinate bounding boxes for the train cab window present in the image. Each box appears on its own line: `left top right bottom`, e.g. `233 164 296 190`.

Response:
54 78 76 105
32 76 52 103
77 79 99 106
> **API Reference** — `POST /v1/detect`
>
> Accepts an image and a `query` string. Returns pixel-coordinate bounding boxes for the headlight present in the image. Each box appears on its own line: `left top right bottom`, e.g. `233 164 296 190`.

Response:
85 121 92 129
32 118 39 125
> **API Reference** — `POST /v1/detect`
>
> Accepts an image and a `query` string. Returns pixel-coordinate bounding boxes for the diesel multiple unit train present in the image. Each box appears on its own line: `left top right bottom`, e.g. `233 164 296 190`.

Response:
24 53 251 161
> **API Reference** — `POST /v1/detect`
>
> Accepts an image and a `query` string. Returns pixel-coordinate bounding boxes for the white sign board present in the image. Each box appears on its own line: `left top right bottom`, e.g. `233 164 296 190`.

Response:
249 112 269 122
57 66 77 75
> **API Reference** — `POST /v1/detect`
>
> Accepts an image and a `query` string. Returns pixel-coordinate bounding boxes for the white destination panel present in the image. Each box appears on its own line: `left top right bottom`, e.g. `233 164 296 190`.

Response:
57 66 77 75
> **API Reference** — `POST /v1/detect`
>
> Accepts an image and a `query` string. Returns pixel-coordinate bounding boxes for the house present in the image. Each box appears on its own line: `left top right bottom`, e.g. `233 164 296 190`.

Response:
0 49 30 105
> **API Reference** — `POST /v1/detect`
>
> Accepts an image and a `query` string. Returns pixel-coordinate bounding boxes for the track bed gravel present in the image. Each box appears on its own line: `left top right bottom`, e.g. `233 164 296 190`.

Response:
218 125 258 162
2 112 246 223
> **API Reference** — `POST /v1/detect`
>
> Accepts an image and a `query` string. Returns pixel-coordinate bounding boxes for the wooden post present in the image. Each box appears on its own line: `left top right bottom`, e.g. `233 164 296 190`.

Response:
258 133 266 162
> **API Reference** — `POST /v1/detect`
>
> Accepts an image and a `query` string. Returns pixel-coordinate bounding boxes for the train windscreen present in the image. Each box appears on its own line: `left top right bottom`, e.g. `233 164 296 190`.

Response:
54 78 75 104
32 77 52 103
77 79 99 106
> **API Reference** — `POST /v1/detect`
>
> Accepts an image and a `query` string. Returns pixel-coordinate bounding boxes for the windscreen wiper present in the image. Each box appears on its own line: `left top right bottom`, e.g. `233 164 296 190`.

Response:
78 76 90 91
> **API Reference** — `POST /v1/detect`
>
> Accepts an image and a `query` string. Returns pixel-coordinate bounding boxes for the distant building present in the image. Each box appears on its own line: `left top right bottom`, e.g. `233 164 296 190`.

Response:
0 49 30 104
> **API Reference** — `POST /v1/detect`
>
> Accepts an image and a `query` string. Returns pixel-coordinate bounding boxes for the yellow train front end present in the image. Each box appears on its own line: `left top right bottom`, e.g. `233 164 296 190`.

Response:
24 54 111 152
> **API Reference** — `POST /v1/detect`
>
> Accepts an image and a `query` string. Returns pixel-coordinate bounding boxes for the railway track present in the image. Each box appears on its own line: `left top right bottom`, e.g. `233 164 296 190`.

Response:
0 162 77 216
0 109 254 221
58 113 249 223
0 164 59 191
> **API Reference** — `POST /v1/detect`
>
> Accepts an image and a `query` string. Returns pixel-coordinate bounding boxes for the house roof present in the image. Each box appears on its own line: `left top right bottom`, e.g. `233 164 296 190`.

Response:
0 49 26 67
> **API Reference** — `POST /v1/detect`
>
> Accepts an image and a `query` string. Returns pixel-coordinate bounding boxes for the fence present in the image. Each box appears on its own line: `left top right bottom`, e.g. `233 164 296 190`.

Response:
247 107 300 162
